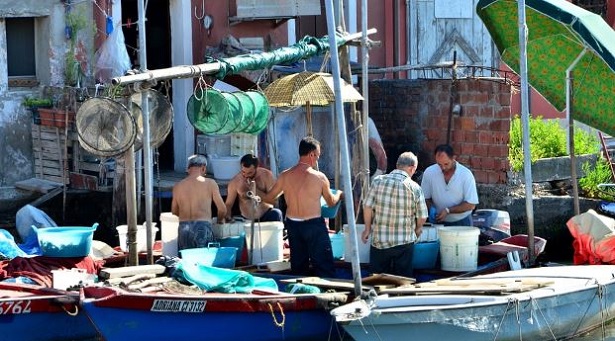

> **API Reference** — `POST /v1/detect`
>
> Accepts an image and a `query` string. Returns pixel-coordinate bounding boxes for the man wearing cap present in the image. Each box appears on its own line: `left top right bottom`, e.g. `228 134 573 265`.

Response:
224 154 283 222
172 154 227 251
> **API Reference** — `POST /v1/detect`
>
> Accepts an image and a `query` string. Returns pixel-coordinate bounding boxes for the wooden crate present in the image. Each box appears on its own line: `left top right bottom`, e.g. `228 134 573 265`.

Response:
31 124 76 184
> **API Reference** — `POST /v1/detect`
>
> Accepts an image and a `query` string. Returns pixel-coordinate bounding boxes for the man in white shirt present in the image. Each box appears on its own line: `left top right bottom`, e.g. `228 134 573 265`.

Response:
420 144 478 226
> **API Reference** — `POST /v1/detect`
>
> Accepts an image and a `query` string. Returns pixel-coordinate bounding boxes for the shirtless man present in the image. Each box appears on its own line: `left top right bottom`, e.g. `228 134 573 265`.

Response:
262 137 343 278
225 154 283 222
172 154 227 251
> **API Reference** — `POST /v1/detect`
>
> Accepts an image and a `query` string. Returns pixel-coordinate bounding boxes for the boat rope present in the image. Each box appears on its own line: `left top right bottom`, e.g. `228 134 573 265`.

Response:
494 298 516 340
530 297 556 340
268 302 286 329
598 284 607 340
61 304 79 316
516 298 523 341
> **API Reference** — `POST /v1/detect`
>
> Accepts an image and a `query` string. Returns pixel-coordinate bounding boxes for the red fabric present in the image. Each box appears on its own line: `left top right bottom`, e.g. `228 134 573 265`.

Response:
0 256 104 287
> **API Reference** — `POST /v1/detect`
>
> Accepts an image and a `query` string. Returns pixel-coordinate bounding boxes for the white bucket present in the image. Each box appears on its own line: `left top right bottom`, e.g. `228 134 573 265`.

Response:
439 226 480 272
343 224 370 263
243 221 284 265
160 212 179 257
116 223 159 253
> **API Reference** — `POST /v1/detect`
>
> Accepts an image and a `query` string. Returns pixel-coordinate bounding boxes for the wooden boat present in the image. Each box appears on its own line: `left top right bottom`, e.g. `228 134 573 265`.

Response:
0 282 98 341
80 265 350 341
331 265 615 341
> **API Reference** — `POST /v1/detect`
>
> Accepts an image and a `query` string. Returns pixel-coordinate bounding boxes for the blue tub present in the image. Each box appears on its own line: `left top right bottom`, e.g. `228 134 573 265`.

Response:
321 189 341 218
33 224 98 257
219 232 245 262
180 244 238 268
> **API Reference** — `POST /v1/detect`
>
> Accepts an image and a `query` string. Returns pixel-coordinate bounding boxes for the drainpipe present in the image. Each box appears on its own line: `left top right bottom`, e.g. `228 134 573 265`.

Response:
394 0 400 79
406 0 413 79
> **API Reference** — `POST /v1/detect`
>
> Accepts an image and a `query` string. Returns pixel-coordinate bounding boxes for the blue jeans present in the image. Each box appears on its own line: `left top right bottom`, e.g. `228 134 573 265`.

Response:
444 214 474 227
285 217 335 278
178 221 214 251
258 208 283 222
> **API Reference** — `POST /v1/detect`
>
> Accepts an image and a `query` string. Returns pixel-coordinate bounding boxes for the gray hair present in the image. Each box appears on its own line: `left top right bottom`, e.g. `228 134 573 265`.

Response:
188 154 208 168
396 152 418 168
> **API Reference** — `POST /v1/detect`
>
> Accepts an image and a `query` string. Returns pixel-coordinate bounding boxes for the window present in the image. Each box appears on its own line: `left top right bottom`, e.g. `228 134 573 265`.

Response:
6 17 37 86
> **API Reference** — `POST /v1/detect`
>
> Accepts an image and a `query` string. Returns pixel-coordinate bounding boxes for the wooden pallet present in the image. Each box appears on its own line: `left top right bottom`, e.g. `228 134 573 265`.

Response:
31 124 76 184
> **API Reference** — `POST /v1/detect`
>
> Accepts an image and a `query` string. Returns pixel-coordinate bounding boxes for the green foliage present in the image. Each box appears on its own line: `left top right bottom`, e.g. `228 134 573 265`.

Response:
579 157 615 201
509 116 599 172
23 97 53 108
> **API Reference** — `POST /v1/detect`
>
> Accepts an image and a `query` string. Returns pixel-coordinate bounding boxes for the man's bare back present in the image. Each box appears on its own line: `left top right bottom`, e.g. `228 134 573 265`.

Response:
172 173 226 223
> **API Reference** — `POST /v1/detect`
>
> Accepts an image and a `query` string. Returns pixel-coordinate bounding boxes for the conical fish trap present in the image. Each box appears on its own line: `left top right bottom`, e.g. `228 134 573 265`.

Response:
187 89 229 135
130 89 174 150
76 97 137 157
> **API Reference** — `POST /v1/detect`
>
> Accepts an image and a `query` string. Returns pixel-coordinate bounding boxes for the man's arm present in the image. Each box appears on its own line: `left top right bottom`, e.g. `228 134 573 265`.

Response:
261 174 284 204
171 186 179 216
211 182 227 223
224 180 238 220
321 174 342 207
361 205 373 244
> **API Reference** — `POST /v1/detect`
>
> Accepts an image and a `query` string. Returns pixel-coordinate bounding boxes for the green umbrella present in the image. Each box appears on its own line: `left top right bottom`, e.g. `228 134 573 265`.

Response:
477 0 615 136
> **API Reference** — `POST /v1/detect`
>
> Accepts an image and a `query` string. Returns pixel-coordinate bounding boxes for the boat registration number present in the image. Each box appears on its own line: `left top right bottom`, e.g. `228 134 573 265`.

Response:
0 300 32 315
151 299 206 313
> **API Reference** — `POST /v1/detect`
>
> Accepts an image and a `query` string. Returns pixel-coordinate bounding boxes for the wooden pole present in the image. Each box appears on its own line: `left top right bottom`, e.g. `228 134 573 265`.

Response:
111 30 377 86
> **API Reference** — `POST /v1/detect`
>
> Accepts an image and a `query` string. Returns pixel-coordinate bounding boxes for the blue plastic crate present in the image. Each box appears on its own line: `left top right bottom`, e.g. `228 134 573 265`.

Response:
180 244 237 268
413 240 439 270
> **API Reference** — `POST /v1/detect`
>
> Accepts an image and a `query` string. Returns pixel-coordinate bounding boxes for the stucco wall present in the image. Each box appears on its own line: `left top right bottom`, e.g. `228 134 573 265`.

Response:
0 1 93 186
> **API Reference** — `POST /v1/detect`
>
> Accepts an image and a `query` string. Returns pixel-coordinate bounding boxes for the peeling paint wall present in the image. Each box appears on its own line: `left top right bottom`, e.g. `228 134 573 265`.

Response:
0 0 93 186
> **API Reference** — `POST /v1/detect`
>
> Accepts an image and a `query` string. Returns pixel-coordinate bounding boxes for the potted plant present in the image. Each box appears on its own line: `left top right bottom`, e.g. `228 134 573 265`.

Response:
23 97 53 124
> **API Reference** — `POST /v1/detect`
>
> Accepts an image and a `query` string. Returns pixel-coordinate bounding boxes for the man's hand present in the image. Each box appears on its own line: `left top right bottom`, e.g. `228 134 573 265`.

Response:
361 227 371 244
370 169 384 182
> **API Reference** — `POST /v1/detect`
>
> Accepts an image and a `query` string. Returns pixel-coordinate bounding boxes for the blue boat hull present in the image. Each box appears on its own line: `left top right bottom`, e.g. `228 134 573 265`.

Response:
82 304 341 341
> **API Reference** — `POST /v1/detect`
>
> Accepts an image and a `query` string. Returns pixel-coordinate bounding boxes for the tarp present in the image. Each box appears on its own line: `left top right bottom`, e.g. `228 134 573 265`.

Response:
566 209 615 264
210 34 342 80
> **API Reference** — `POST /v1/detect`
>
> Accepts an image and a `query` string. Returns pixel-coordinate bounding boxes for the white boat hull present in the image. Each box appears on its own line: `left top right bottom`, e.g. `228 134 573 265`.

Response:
332 265 615 341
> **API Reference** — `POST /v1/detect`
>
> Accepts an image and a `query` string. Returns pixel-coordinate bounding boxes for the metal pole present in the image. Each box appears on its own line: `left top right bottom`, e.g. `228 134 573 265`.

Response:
361 0 370 200
566 49 586 216
325 0 363 297
137 0 154 264
517 0 535 266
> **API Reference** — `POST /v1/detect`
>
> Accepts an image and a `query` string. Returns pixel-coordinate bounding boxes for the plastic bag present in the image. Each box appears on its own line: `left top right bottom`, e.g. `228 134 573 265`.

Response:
94 21 131 83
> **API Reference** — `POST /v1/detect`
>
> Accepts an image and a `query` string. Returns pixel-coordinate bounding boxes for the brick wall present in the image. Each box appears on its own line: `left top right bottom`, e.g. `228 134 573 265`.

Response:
369 79 512 184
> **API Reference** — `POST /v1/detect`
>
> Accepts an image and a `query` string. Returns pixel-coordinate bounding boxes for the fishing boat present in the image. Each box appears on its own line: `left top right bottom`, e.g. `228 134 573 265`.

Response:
0 281 98 341
80 264 350 341
331 265 615 340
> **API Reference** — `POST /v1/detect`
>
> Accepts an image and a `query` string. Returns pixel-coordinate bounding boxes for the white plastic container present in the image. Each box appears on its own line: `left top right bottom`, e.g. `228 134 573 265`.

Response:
243 221 284 265
116 223 158 252
51 268 96 290
418 224 441 242
208 155 241 180
343 224 370 263
212 217 246 239
160 212 179 257
439 226 480 272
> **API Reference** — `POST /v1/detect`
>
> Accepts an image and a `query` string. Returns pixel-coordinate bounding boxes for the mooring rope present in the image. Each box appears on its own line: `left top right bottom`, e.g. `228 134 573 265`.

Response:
268 302 286 329
61 304 79 316
493 298 516 340
531 297 557 340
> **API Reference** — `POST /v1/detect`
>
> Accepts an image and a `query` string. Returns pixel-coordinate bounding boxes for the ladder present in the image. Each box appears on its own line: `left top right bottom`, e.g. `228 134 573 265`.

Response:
598 131 615 182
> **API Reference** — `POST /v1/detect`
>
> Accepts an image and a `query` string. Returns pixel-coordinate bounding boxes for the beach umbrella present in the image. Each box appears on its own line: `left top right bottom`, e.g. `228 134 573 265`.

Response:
264 71 363 135
477 0 615 137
